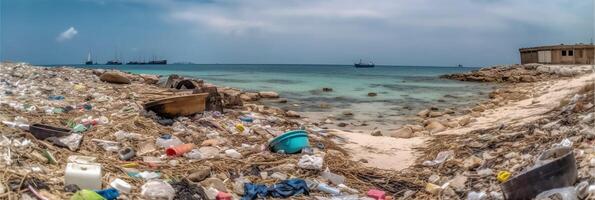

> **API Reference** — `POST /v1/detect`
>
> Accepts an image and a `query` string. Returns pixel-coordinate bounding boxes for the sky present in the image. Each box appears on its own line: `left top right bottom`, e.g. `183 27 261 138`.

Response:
0 0 593 66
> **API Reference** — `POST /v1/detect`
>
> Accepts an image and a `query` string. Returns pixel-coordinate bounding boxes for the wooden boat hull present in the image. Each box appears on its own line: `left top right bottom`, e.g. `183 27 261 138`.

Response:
501 147 577 199
144 93 208 118
29 124 71 140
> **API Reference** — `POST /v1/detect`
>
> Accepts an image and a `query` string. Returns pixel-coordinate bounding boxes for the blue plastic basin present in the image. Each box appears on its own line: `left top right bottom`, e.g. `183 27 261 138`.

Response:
269 130 310 154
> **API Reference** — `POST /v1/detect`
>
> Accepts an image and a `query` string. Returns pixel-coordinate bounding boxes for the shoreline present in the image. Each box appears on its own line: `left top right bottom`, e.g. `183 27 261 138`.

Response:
0 62 593 199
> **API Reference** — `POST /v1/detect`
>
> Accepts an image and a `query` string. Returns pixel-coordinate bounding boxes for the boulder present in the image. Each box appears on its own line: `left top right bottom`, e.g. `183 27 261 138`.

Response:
337 122 348 127
425 121 446 133
367 92 377 97
391 127 414 138
428 111 444 118
259 91 279 98
99 72 131 84
140 74 159 84
322 87 333 92
240 92 260 101
342 111 353 116
188 166 211 182
458 116 472 126
285 110 300 118
417 109 430 118
405 124 424 132
370 129 382 136
220 89 243 108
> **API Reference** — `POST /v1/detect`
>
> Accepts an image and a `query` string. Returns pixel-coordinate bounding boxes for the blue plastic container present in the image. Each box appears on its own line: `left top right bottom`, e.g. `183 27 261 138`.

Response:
269 130 310 154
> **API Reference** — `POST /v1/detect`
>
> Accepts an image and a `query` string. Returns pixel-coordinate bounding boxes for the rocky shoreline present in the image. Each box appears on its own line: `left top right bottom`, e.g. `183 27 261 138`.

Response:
0 62 593 199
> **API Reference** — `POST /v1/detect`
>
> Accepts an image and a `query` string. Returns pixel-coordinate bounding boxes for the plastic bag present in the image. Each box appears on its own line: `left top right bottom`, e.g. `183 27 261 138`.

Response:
535 187 577 200
423 150 454 166
141 180 175 200
298 155 323 170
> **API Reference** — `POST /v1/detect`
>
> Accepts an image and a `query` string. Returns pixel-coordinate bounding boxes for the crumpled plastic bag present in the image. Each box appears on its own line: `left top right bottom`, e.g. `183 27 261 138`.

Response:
298 155 324 170
48 134 83 151
141 180 175 200
535 187 577 200
423 150 454 166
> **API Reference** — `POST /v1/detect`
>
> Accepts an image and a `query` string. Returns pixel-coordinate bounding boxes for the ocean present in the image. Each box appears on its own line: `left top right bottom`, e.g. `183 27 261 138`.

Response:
52 64 492 131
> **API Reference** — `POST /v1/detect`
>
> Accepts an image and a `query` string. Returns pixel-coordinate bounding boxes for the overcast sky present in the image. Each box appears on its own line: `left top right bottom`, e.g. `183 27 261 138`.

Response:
1 0 593 66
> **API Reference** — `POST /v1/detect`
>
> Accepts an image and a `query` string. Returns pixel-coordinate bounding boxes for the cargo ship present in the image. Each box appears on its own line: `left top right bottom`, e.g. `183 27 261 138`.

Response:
354 59 374 68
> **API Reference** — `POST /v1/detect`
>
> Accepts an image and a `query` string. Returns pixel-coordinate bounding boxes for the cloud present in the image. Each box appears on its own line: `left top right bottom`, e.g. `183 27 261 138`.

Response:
56 27 78 42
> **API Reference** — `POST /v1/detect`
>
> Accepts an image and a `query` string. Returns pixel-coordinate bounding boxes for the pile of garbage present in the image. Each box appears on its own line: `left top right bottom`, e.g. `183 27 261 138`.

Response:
410 81 595 199
0 63 417 199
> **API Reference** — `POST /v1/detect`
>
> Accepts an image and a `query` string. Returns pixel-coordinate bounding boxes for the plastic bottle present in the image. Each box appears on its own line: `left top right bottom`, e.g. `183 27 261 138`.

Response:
317 183 341 196
224 149 242 159
155 134 183 148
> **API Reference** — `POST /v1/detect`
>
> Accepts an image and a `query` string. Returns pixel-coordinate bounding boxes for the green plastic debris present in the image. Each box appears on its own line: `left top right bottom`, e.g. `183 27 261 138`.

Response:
70 189 106 200
42 149 57 164
72 124 87 133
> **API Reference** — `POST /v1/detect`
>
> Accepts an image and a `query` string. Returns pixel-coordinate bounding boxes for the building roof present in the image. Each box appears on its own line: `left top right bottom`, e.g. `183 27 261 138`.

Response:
519 44 595 52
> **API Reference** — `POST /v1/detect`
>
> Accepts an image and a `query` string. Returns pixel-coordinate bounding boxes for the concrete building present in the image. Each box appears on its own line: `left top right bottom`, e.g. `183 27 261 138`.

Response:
519 44 595 64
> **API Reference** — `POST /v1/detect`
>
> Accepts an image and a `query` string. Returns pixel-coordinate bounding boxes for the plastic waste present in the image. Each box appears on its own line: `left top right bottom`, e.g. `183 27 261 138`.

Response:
366 189 385 200
51 134 83 151
72 124 88 133
68 155 97 164
96 188 119 200
297 155 323 170
534 187 578 200
467 191 487 200
137 171 161 180
65 163 102 190
70 189 106 200
321 168 345 185
184 149 203 160
2 120 30 130
155 134 183 148
553 138 573 148
48 95 65 100
141 180 175 200
216 192 233 200
143 156 164 166
114 130 141 141
337 184 358 194
423 150 454 166
110 178 132 193
118 147 136 160
317 183 341 196
91 139 120 152
225 149 242 159
497 171 511 183
166 143 194 156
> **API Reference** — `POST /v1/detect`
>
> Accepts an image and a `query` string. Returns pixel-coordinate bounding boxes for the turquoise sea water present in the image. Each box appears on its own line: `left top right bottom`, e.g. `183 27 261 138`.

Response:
53 64 492 129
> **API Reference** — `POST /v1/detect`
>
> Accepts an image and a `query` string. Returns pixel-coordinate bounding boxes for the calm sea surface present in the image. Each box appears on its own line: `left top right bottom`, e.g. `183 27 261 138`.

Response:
49 64 492 129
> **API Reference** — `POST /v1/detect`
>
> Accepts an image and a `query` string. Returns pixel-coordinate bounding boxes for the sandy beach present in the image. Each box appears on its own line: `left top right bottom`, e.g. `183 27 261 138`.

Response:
0 62 593 199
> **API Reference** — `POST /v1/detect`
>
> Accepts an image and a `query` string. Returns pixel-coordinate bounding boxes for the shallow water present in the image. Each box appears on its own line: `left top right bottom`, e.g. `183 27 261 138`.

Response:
53 64 492 131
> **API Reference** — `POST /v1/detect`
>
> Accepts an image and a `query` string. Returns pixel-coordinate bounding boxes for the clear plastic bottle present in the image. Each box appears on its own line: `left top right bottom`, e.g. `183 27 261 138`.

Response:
155 135 183 148
317 183 341 196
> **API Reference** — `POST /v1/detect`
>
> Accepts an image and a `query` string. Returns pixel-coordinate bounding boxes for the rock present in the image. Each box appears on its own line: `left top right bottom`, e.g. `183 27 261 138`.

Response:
322 87 333 92
425 121 446 133
99 72 131 84
463 155 482 169
417 109 430 118
140 74 159 84
275 99 288 103
188 166 211 182
406 125 424 132
428 111 444 118
391 127 414 138
443 108 455 114
371 129 382 136
449 175 467 192
337 122 348 127
240 92 260 101
259 91 279 98
200 178 227 192
285 110 300 118
458 116 472 126
444 121 459 128
220 89 243 108
472 106 485 112
342 111 353 116
470 112 482 117
320 102 331 109
367 92 377 97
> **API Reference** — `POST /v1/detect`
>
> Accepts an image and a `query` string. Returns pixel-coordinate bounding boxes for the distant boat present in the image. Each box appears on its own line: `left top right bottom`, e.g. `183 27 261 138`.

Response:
458 64 463 67
85 52 93 65
106 60 122 65
148 59 167 65
354 59 374 68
